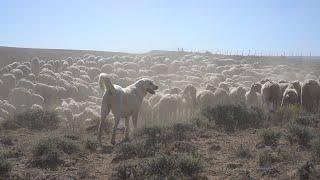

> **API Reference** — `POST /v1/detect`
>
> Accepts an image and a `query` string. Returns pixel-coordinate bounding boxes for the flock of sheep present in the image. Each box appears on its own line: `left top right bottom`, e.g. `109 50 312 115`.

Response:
0 53 320 130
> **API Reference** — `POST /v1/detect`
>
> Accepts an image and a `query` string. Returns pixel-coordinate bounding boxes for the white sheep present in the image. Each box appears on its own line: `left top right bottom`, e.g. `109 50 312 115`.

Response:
16 79 35 90
230 86 246 104
261 81 282 112
301 79 320 112
31 57 40 76
281 88 299 106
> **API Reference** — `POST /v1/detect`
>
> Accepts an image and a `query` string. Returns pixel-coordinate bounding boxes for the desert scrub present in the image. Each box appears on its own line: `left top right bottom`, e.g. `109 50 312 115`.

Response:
114 123 199 167
258 149 278 167
287 123 313 147
203 104 266 132
311 137 320 160
235 144 252 159
113 153 204 179
260 128 281 147
168 141 197 154
0 151 12 177
6 109 60 130
31 136 82 169
275 105 301 123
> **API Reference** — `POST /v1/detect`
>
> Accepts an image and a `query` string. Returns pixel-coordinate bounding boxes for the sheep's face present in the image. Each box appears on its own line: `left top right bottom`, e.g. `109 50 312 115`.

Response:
136 78 158 95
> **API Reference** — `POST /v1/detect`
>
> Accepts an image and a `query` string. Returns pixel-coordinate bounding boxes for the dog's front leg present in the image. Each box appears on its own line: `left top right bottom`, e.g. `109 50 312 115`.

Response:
97 99 110 143
111 117 120 145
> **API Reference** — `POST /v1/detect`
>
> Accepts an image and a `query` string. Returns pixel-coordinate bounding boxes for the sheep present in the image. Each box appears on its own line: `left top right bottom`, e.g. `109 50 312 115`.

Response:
0 73 16 98
34 83 58 107
16 79 35 90
8 88 32 112
245 85 263 108
101 64 114 73
0 108 10 119
181 85 197 117
281 88 299 106
66 66 81 77
153 94 182 122
0 100 16 115
114 68 129 78
251 82 262 93
31 57 40 76
11 69 24 80
1 73 16 90
288 81 302 102
213 88 231 106
138 99 153 127
229 86 246 104
151 64 168 74
73 107 99 122
205 84 216 92
87 67 101 80
196 90 215 110
301 79 320 112
261 81 282 112
38 73 57 86
164 87 182 95
55 106 73 121
30 104 43 111
149 94 162 107
26 73 36 83
16 65 31 76
30 93 45 106
279 82 289 96
218 82 230 92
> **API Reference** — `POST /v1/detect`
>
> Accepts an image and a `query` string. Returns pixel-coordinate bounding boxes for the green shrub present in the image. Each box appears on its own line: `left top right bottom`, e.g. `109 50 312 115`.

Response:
261 128 281 146
235 144 252 159
113 153 204 179
12 109 60 130
258 149 278 167
275 105 301 123
0 136 14 146
203 104 265 132
287 124 313 146
171 123 194 141
311 138 320 160
31 136 81 169
0 152 12 177
169 141 197 154
115 140 162 160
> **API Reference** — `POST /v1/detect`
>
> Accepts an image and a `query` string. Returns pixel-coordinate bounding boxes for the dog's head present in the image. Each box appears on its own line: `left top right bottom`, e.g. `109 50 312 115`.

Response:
135 78 158 95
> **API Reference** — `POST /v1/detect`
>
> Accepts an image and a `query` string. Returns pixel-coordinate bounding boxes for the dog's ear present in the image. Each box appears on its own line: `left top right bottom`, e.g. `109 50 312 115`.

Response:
135 79 146 88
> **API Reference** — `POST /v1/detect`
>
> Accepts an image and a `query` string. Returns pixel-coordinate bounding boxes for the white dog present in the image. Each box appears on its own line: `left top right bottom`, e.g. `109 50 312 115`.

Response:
97 73 158 144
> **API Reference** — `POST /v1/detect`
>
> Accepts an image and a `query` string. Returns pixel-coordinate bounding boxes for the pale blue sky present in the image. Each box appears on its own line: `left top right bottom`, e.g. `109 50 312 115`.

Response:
0 0 319 55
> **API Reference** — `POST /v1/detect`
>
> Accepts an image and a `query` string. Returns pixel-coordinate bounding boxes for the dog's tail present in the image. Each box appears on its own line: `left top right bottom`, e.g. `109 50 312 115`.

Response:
99 73 116 93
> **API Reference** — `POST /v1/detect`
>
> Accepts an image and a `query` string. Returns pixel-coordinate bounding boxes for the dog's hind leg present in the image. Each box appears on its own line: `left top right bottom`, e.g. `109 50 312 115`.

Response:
97 99 110 143
111 116 120 145
124 117 130 142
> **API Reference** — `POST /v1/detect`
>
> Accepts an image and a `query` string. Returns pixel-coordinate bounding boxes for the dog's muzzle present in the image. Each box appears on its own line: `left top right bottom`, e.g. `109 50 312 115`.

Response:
147 85 158 94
